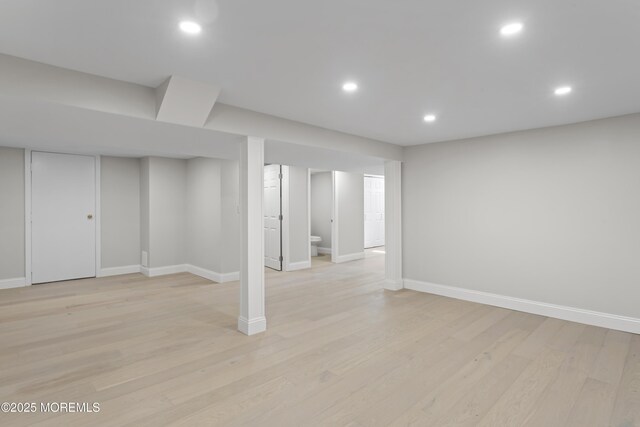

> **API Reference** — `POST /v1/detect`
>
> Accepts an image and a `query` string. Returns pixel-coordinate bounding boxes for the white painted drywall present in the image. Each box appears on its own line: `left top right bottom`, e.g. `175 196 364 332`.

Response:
310 172 333 250
0 54 401 162
403 113 640 319
147 157 187 268
101 156 140 269
186 157 222 272
334 171 365 258
139 155 241 275
0 147 25 280
140 157 150 265
288 166 310 264
0 53 156 120
220 159 241 274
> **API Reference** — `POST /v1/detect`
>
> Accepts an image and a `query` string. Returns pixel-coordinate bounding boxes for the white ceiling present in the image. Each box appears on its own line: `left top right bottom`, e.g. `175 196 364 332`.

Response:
0 95 384 174
0 0 639 145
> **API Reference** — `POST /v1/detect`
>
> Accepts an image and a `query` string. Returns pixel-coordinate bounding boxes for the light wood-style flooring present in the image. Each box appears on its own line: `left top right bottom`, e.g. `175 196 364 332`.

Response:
0 249 638 426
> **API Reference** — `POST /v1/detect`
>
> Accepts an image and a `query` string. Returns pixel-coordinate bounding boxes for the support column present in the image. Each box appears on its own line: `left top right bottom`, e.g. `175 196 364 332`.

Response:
238 136 267 335
384 160 403 290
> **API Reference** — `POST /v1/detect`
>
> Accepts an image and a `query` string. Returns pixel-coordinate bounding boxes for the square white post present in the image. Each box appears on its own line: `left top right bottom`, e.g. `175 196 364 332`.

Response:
238 136 267 335
384 160 403 290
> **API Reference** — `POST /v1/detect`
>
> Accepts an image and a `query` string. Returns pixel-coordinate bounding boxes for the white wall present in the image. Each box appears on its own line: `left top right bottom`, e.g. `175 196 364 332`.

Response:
101 156 140 269
403 113 640 320
0 147 25 280
286 166 310 265
220 159 241 274
140 157 150 265
334 171 365 260
186 157 222 272
140 155 241 276
147 157 187 268
310 172 333 250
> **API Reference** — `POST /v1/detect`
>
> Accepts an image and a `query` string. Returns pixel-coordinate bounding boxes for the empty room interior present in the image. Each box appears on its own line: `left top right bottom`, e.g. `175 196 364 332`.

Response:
0 1 638 426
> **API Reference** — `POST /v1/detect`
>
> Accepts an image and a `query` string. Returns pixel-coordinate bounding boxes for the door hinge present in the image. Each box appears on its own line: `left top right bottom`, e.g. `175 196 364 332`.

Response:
279 255 283 262
279 214 283 221
278 173 283 180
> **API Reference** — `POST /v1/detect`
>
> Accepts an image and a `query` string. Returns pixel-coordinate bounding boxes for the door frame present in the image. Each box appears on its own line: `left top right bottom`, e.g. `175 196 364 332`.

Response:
331 171 338 263
364 174 385 249
263 163 283 271
24 149 101 285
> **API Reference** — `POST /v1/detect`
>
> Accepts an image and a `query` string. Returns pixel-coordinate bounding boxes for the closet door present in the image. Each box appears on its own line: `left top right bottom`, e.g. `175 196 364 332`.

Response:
31 152 96 284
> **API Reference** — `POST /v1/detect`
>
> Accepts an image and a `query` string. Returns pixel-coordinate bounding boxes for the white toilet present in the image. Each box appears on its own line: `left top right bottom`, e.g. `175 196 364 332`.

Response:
310 235 322 256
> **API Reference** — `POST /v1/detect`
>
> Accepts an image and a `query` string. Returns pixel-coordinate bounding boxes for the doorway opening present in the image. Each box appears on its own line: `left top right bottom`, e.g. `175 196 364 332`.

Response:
364 175 385 249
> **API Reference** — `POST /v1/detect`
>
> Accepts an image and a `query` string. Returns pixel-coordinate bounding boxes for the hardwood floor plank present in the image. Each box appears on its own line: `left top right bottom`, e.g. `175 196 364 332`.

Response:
0 250 637 427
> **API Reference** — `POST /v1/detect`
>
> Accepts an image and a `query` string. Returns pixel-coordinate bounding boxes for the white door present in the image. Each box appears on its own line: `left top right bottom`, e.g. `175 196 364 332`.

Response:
31 152 97 284
264 164 282 271
364 176 385 248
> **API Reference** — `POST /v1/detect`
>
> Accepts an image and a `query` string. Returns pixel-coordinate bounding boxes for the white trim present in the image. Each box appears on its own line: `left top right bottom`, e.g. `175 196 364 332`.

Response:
0 277 27 290
141 264 187 277
307 168 312 267
331 171 338 263
139 263 239 283
95 154 101 275
186 264 239 283
333 252 365 264
281 165 290 271
24 149 32 286
218 271 240 282
403 279 640 335
383 279 404 291
287 260 311 271
317 247 332 255
98 265 141 277
238 316 267 336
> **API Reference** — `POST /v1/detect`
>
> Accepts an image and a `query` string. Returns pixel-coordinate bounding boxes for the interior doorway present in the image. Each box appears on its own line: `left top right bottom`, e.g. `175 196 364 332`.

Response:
364 175 385 248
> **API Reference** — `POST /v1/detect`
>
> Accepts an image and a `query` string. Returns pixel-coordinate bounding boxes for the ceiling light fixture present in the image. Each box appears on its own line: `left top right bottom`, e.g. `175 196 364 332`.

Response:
554 86 573 96
179 21 202 34
500 22 524 36
342 82 358 92
423 114 437 123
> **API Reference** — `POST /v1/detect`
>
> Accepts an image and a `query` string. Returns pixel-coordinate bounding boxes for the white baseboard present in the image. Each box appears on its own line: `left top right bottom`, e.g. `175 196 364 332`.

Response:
383 279 404 291
141 264 187 277
217 271 240 283
140 263 239 283
286 260 311 271
186 265 239 283
238 316 267 335
334 252 366 264
0 277 27 290
403 279 640 335
98 265 141 277
317 247 332 255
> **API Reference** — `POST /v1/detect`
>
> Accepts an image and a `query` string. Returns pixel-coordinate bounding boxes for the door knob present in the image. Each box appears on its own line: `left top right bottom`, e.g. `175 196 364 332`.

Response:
87 214 94 220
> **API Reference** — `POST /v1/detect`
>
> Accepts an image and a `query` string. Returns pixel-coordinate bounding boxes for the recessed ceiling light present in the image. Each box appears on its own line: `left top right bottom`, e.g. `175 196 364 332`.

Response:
423 114 437 123
179 21 202 34
342 82 358 93
500 22 524 36
554 86 572 96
